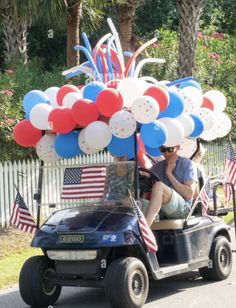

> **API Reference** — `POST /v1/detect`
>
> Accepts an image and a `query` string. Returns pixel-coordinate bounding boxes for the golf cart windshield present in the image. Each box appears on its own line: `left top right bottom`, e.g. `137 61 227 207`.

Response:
40 161 136 212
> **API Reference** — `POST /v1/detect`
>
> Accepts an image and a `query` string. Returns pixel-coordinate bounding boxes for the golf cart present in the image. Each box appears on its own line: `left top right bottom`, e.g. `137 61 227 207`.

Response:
19 142 236 308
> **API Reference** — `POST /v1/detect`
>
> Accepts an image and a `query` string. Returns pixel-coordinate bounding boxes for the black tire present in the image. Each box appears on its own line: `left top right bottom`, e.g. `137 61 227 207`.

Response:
105 257 149 308
199 236 232 281
19 255 61 307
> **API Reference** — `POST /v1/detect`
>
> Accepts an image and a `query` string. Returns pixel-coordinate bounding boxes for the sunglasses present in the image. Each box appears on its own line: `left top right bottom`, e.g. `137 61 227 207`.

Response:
159 147 175 153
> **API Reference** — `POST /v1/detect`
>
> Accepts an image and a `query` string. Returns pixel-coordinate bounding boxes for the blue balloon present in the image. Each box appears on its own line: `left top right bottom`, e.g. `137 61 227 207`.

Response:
107 135 134 157
179 80 202 92
189 114 204 137
158 90 184 118
145 145 162 157
23 90 50 114
55 131 84 159
140 121 167 148
83 81 106 102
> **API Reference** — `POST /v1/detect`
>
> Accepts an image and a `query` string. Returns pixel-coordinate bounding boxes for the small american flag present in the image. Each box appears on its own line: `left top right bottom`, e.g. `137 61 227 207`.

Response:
10 191 37 233
223 143 236 207
61 165 106 199
131 196 158 253
199 178 212 216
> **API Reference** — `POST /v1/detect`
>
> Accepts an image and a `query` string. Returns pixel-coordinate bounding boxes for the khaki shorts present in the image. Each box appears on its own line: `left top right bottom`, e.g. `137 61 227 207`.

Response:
161 189 190 219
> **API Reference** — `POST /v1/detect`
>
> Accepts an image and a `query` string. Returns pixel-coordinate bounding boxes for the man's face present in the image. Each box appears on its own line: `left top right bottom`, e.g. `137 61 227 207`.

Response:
159 146 179 158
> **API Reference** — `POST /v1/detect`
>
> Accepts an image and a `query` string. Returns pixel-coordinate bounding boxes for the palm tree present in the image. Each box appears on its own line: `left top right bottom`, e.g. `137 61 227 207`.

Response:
176 0 207 77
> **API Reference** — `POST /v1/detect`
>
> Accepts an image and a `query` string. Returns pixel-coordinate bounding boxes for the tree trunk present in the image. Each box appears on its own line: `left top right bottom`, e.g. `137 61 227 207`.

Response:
176 0 207 78
1 1 28 64
66 1 82 67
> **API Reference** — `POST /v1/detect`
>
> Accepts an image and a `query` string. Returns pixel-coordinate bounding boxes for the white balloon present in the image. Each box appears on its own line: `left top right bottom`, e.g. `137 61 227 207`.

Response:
78 129 99 154
29 103 52 130
44 87 60 108
196 107 215 130
84 121 112 149
109 110 137 138
117 77 143 108
204 90 227 112
131 95 159 124
178 138 197 158
36 134 60 163
158 117 185 147
62 91 82 108
176 114 194 137
179 86 203 113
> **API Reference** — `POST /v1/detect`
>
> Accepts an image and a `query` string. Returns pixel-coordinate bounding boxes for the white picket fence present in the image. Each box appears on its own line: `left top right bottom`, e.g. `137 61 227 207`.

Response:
0 152 113 229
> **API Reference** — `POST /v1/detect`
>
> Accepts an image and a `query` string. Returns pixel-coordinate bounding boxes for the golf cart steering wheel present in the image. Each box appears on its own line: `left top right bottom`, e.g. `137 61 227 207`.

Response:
138 167 160 196
138 167 160 181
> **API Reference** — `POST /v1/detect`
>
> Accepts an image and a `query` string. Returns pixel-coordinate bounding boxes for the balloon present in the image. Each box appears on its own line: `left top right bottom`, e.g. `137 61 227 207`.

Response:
106 79 120 89
179 80 202 92
140 120 167 148
13 120 43 147
36 134 60 163
56 85 81 106
44 87 60 108
189 114 204 138
158 90 184 118
117 77 143 108
131 95 159 124
83 81 106 101
55 131 83 158
48 107 77 134
195 108 215 130
145 145 162 157
158 118 185 147
23 90 50 114
78 129 99 154
204 90 227 112
179 87 203 113
96 88 123 117
62 92 82 108
72 98 99 127
107 134 134 157
84 121 112 149
178 138 197 158
176 114 194 137
109 110 137 138
202 95 214 110
144 85 170 112
29 103 53 130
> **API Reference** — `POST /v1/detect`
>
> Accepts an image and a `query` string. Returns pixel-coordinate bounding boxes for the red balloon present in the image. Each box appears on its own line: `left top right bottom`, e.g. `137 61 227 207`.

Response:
48 107 77 133
13 120 42 147
144 86 170 112
56 85 81 106
96 88 123 117
202 96 214 111
106 79 120 89
72 99 99 127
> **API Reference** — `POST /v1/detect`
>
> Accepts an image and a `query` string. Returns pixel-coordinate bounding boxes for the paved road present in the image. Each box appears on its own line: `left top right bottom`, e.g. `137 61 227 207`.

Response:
1 229 236 308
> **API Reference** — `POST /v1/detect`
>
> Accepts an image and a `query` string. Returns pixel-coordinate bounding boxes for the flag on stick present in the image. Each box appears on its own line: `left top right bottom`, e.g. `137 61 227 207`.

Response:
61 165 106 199
10 191 37 233
130 195 158 253
199 178 212 216
223 143 236 207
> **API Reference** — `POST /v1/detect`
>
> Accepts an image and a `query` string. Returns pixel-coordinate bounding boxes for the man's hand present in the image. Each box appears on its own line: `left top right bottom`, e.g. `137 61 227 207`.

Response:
165 153 177 177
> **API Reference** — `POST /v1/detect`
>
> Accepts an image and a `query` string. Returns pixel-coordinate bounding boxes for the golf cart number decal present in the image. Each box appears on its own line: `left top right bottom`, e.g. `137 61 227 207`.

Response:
59 234 85 243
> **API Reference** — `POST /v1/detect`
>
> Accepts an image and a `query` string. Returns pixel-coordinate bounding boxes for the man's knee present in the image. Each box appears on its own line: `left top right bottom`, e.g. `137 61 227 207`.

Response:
152 181 165 193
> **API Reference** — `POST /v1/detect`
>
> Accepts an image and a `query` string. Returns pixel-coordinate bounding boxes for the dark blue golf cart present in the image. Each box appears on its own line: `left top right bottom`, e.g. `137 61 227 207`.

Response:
19 147 236 308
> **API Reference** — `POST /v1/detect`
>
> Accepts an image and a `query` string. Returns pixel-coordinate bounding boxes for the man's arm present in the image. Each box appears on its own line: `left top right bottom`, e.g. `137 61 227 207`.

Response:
166 174 196 201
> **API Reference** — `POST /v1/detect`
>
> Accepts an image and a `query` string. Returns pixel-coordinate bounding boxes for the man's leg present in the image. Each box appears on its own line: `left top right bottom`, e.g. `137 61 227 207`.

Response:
145 181 172 226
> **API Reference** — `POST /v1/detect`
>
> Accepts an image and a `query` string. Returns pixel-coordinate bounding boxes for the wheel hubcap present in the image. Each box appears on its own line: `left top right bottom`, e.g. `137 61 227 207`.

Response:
131 270 144 296
42 268 57 296
219 248 229 268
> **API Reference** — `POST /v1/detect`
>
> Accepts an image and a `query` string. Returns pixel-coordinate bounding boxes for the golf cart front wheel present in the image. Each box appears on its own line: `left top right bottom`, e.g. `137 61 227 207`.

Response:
19 255 62 307
105 257 149 308
199 236 232 281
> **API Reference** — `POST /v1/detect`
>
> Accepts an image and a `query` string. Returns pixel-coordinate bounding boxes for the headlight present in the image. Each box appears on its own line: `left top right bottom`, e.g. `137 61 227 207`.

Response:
47 250 97 261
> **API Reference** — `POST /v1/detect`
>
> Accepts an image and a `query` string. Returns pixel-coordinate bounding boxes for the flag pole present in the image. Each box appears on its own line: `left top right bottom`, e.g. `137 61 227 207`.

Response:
34 160 44 229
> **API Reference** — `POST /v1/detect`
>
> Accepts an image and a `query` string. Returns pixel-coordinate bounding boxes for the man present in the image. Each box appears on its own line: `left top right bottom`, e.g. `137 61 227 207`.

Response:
145 145 198 226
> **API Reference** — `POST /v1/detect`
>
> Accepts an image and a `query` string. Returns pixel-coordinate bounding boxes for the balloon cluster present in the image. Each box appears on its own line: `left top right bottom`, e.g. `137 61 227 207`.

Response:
12 19 232 163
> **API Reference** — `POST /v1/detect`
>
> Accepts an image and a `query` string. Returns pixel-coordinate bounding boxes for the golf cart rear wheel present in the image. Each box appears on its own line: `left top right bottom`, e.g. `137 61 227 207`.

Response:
19 255 61 307
199 236 232 281
105 257 149 308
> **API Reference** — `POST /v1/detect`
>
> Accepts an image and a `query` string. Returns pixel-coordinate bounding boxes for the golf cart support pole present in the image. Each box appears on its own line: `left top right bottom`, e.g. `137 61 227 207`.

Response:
134 131 139 199
34 160 44 229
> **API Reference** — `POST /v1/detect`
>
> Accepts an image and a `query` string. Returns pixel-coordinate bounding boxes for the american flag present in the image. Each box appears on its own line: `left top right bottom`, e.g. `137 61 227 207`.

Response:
131 197 158 253
223 143 236 207
10 191 37 233
199 178 212 216
61 165 106 199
